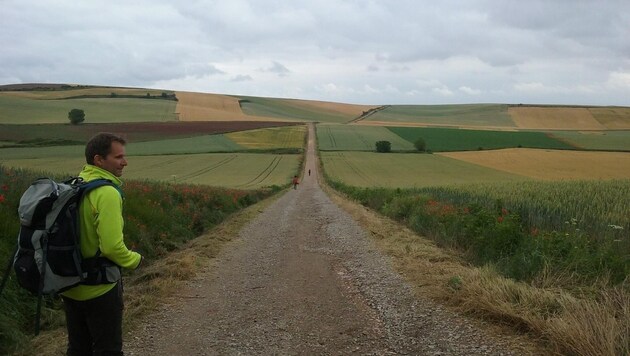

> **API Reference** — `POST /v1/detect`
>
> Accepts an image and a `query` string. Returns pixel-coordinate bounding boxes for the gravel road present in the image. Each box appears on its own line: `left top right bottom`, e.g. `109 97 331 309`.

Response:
126 124 530 355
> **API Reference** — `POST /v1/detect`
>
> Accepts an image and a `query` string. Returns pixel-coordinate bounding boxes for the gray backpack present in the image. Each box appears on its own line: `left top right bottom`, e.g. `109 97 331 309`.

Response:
1 177 122 334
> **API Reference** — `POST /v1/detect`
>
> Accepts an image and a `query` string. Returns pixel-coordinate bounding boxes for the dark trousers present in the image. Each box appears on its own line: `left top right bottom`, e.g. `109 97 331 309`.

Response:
62 282 124 356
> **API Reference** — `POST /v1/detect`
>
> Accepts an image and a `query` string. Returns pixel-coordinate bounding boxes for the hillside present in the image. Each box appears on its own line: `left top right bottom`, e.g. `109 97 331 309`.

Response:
1 83 629 129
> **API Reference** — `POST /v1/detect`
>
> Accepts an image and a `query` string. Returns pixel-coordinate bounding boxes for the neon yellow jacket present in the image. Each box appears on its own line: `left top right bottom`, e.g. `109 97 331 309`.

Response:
61 165 142 301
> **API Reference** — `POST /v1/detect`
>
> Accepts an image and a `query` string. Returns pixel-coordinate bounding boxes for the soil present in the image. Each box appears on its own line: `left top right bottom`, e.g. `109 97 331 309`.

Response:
125 124 539 355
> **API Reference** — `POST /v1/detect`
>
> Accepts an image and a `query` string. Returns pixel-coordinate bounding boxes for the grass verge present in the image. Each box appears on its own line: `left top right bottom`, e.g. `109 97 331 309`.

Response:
322 182 630 355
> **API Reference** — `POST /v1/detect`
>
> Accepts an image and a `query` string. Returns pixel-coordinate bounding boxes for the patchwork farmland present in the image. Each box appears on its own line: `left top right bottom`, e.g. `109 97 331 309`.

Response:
1 84 629 355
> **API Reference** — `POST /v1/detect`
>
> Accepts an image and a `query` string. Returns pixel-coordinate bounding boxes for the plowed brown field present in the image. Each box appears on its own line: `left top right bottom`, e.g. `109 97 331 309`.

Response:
0 121 300 143
439 148 630 180
508 107 606 130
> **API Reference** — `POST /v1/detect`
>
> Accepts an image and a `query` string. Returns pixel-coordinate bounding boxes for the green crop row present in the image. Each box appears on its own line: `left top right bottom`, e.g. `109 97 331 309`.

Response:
1 153 302 189
315 124 576 152
317 124 415 151
388 126 574 151
320 151 527 188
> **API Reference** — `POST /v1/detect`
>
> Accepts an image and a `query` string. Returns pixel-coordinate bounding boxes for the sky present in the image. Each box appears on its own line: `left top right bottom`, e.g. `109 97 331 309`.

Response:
1 0 629 106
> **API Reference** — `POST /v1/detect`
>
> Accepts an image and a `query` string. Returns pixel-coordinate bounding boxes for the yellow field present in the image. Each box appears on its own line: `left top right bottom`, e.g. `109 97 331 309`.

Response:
0 87 167 99
175 91 296 122
225 126 306 149
589 107 630 129
508 107 606 130
175 91 250 121
439 148 630 180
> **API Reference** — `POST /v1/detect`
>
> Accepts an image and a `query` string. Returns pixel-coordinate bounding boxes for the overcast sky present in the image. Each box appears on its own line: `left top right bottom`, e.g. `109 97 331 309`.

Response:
2 0 629 106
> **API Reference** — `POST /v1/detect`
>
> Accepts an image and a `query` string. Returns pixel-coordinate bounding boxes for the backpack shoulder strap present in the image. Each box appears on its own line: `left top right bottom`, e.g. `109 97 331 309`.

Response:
79 179 123 198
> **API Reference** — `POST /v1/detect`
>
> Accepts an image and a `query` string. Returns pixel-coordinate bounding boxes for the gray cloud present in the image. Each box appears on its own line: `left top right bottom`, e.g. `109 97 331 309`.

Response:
1 0 629 105
231 74 253 82
261 61 291 77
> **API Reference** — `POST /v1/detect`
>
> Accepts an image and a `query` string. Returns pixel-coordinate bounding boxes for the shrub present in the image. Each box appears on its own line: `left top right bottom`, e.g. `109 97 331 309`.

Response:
375 140 391 153
414 137 427 152
67 109 85 125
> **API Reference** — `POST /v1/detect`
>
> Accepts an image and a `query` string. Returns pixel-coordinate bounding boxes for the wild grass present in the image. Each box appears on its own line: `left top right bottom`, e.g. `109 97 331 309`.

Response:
324 178 630 355
0 165 281 354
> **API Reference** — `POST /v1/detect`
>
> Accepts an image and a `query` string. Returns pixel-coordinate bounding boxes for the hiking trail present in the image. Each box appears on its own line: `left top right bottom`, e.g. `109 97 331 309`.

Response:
126 123 539 355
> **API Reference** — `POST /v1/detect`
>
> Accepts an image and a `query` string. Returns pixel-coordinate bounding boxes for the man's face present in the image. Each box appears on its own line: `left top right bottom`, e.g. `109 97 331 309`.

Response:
95 141 127 177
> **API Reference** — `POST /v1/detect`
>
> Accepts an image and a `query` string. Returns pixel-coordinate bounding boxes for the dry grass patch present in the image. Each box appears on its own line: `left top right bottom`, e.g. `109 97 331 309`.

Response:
451 269 630 356
440 148 630 180
509 107 606 130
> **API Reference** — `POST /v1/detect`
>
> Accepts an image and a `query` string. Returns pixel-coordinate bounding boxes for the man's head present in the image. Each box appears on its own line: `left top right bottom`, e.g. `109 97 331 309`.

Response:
85 133 128 177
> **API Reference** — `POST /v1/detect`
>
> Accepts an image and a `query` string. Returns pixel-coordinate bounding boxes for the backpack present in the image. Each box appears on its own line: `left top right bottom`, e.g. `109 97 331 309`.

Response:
0 176 122 334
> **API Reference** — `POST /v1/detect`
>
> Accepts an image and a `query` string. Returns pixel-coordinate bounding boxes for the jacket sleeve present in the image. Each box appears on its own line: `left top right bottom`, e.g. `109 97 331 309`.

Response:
93 186 142 269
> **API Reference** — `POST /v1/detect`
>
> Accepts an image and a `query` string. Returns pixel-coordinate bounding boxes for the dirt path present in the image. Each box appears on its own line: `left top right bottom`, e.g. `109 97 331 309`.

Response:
126 124 526 355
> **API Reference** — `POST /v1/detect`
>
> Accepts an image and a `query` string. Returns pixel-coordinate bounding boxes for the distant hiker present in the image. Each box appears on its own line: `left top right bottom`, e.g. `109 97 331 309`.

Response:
308 169 311 176
292 175 299 189
61 133 143 355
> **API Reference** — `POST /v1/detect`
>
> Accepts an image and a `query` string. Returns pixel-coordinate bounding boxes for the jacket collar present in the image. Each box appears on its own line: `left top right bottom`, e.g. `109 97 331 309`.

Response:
79 165 123 187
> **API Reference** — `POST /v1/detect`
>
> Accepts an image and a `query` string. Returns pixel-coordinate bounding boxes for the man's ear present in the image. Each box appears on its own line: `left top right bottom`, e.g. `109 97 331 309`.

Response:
93 155 104 167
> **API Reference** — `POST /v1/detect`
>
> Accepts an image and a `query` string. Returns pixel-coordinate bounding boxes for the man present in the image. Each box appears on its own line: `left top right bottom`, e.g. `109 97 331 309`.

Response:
61 133 143 356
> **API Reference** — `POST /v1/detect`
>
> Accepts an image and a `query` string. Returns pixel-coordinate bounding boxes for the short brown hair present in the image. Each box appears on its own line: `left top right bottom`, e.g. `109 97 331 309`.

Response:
85 133 126 165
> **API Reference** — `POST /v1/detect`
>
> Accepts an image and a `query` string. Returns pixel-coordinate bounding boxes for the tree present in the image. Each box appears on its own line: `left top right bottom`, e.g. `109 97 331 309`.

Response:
414 137 427 152
375 140 391 153
68 109 85 125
